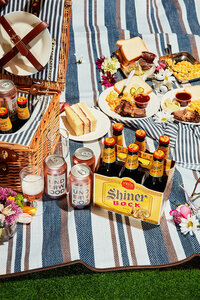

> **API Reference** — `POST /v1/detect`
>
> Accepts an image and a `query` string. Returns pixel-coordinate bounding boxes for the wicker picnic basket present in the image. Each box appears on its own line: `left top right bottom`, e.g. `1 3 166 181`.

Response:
0 0 72 191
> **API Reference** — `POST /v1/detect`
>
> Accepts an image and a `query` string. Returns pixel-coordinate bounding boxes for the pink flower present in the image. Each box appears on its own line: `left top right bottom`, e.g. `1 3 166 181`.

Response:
156 62 166 72
4 199 22 226
170 205 191 224
101 72 118 87
0 187 17 200
96 56 105 69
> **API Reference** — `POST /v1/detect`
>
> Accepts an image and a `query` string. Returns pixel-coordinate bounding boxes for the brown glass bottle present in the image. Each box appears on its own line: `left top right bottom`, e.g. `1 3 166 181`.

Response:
113 123 123 146
134 129 146 152
0 107 13 134
96 137 119 177
143 150 167 193
17 96 30 127
120 143 144 183
157 135 170 159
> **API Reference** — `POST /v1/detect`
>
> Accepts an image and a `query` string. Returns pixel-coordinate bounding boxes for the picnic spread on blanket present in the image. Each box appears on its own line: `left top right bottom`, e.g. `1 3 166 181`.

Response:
1 0 200 277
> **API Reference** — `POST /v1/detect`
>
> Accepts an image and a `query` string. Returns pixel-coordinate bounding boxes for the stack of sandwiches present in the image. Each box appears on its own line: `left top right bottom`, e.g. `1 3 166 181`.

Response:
115 36 156 76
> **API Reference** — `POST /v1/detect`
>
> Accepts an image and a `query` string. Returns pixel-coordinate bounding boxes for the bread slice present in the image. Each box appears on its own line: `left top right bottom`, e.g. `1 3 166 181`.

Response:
116 37 148 64
65 102 97 136
114 75 152 96
184 85 200 101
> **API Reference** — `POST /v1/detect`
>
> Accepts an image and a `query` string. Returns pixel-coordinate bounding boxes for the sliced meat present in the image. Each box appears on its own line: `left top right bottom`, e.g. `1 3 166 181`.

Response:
134 107 146 118
114 99 146 118
173 109 200 123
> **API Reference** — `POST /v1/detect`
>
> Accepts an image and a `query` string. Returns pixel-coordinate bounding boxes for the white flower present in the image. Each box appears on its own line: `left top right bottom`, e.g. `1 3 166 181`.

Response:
0 213 5 226
179 215 199 236
74 52 85 64
153 111 174 124
160 68 175 83
101 57 120 75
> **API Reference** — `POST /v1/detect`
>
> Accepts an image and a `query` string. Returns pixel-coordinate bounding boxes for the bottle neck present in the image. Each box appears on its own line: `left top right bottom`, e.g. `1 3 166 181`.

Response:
149 157 164 178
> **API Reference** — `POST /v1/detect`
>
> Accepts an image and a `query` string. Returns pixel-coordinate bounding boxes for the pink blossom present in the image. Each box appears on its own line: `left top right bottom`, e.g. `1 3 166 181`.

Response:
4 199 22 226
0 187 17 200
101 72 118 87
170 205 191 224
96 56 105 69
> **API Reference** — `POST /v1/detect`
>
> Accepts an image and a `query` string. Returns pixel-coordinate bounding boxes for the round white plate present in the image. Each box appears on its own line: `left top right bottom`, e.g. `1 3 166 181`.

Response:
0 11 52 76
60 108 110 142
98 87 161 120
161 88 200 125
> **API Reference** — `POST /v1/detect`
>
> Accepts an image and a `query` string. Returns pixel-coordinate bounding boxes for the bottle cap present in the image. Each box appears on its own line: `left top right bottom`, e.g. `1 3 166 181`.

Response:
104 137 115 146
113 123 123 132
17 96 27 105
135 129 146 138
153 150 165 160
128 143 139 153
0 107 8 116
159 135 170 145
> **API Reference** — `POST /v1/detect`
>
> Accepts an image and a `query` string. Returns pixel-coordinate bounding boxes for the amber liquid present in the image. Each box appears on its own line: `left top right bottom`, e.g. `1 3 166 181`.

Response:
23 191 43 201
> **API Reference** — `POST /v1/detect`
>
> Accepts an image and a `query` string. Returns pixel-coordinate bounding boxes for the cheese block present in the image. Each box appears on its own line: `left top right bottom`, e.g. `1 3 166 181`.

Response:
184 85 200 101
116 37 148 64
65 102 97 136
114 76 152 96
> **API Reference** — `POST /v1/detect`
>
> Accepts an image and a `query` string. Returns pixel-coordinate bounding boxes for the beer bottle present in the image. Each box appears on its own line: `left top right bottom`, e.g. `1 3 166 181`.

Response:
143 150 167 193
120 143 144 183
157 135 170 159
113 123 123 146
134 129 146 152
97 137 119 177
0 107 13 134
17 96 30 127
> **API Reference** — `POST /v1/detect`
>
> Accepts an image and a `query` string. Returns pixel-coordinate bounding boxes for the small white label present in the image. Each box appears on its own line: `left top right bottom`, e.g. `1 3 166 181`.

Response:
71 184 90 206
47 173 66 197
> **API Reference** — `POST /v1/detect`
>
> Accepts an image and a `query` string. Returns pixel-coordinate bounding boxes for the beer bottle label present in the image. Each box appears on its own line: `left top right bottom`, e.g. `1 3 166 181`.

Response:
18 106 30 120
0 117 12 131
157 145 169 159
150 161 164 177
102 148 116 163
113 134 123 146
47 173 66 197
125 155 139 170
135 140 146 152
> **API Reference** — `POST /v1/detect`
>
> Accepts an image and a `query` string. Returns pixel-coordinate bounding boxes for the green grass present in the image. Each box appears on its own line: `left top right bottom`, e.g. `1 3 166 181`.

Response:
0 257 200 300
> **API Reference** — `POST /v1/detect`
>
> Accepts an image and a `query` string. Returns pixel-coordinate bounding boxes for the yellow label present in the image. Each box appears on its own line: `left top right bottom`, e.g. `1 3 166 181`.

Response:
0 118 12 131
94 174 164 224
17 106 30 120
125 155 138 170
102 148 116 163
150 161 164 177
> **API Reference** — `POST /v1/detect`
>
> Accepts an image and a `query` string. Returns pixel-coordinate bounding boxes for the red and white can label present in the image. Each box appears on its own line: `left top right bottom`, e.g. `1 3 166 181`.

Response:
47 173 66 197
71 184 90 206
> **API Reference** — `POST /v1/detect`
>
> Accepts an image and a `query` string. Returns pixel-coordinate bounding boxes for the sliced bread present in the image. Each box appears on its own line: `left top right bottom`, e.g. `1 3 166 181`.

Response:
184 85 200 101
114 76 152 96
116 37 148 64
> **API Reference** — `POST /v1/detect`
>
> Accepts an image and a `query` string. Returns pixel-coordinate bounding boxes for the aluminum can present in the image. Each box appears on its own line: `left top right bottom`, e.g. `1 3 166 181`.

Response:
69 164 93 209
44 154 67 199
72 147 95 173
0 79 18 122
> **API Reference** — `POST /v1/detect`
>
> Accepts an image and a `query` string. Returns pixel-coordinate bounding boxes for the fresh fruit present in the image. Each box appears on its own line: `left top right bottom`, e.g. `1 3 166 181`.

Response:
15 193 24 209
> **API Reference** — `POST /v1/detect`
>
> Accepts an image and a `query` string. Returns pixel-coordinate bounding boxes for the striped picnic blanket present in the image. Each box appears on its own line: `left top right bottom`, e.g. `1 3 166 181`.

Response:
1 0 200 277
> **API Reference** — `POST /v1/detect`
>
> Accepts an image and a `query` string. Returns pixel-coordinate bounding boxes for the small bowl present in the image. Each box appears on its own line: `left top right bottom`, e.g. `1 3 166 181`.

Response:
134 94 150 108
175 92 191 107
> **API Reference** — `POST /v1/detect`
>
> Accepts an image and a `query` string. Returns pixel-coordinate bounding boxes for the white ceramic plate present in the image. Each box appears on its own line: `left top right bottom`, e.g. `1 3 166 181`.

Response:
60 108 110 142
0 11 52 76
98 87 161 121
161 88 200 125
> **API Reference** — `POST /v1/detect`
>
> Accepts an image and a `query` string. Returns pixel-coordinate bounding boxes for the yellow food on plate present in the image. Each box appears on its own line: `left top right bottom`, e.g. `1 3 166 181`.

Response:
163 98 180 113
164 58 200 81
188 99 200 114
106 90 135 111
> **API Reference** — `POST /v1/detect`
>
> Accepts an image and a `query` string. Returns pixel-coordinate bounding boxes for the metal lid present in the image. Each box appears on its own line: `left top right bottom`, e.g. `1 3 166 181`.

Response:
71 164 91 178
0 79 15 93
45 155 66 168
74 147 94 161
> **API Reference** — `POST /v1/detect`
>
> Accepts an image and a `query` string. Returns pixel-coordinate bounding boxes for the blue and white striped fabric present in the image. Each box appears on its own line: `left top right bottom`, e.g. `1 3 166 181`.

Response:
1 0 200 277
